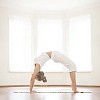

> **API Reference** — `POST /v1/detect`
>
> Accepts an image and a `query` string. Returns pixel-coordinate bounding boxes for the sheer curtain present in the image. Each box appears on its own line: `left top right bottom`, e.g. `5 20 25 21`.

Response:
9 15 92 72
37 19 66 72
68 15 92 72
9 16 32 72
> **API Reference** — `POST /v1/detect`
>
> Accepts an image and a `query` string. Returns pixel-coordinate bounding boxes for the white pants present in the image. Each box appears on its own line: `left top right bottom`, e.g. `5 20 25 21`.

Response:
51 51 77 72
34 51 77 72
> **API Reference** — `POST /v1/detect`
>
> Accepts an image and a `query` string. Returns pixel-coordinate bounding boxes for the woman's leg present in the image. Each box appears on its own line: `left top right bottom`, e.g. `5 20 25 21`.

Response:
69 71 78 93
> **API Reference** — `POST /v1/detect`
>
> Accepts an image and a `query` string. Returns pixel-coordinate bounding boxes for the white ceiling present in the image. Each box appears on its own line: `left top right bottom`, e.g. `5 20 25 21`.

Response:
0 0 100 11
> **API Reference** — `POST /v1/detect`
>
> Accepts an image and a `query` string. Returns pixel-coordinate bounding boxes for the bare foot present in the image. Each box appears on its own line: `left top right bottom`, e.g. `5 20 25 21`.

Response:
71 83 77 93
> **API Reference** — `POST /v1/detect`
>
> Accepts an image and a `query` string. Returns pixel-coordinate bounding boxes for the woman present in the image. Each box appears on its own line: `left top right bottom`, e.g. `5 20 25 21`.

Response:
30 51 78 93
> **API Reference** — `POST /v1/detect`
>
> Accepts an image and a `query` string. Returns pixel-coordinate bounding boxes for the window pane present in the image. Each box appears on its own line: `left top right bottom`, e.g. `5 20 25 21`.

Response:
37 19 65 72
9 16 32 72
68 15 92 72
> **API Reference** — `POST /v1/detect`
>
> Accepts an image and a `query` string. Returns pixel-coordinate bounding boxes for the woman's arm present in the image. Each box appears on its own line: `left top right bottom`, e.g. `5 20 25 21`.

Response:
30 64 40 93
69 71 78 93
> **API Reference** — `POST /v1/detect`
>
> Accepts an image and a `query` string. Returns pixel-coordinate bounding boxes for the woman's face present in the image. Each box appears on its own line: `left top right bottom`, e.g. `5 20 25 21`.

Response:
35 73 39 80
35 75 38 80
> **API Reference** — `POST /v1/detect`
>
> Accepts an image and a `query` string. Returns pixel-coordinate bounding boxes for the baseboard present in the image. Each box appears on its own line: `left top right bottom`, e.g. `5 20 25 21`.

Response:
0 85 100 88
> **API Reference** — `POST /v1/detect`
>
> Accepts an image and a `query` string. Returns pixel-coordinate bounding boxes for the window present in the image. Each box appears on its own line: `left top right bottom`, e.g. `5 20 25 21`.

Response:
9 15 91 72
9 16 32 72
68 15 92 72
37 19 65 72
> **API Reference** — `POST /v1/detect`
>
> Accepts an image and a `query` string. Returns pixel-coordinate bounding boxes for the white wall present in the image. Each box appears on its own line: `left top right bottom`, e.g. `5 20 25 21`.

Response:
0 6 100 86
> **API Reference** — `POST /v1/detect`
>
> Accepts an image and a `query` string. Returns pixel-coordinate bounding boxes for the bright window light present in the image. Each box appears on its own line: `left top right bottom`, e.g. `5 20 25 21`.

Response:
9 16 32 72
68 15 92 72
37 19 66 72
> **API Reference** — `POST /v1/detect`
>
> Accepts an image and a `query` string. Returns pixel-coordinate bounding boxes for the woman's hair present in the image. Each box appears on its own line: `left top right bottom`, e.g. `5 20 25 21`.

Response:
37 71 47 82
